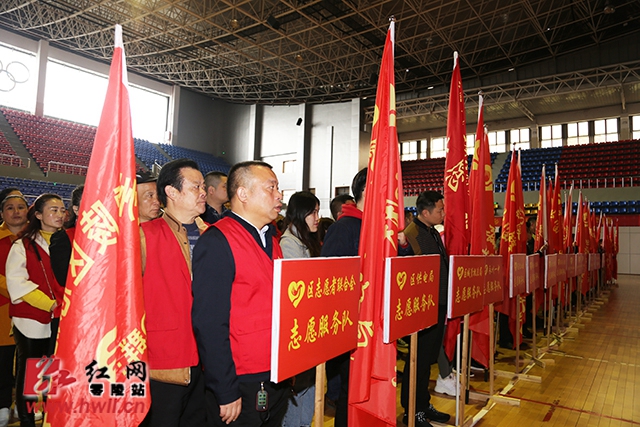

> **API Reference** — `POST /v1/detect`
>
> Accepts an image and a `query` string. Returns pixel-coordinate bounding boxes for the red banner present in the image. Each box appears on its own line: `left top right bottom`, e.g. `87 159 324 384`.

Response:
589 253 600 271
509 254 527 298
576 253 588 275
443 51 470 257
556 252 567 282
526 255 542 293
545 254 558 288
483 255 504 305
46 25 150 427
348 20 402 427
383 255 440 343
566 254 576 278
447 256 485 318
271 257 360 383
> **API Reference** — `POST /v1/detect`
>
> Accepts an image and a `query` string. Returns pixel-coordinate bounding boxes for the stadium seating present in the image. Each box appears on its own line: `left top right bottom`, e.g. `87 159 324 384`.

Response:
0 107 230 176
1 107 94 175
158 143 230 175
401 153 498 197
0 176 76 204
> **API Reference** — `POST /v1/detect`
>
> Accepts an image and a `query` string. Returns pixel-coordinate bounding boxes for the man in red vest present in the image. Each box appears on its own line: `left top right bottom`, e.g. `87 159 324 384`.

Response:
192 160 288 427
140 158 209 427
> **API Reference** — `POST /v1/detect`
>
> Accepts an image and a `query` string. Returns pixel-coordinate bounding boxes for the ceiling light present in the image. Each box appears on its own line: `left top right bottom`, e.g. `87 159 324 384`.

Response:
295 54 303 63
604 1 615 14
229 19 239 30
427 86 434 90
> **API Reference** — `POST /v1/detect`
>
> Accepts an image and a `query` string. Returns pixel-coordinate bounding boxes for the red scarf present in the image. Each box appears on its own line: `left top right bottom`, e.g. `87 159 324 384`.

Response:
340 203 362 220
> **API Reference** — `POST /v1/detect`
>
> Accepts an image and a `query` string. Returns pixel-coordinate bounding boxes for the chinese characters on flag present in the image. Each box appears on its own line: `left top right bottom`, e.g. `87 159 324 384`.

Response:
46 25 150 427
348 20 403 427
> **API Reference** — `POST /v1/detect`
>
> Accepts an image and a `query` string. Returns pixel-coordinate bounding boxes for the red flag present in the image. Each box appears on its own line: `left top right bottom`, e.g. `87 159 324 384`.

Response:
47 25 150 426
613 219 619 280
348 21 402 427
467 94 493 368
563 182 574 252
546 179 554 252
574 191 583 248
534 165 546 252
576 192 591 294
443 52 470 256
442 52 469 360
469 95 494 257
497 149 527 345
548 165 563 254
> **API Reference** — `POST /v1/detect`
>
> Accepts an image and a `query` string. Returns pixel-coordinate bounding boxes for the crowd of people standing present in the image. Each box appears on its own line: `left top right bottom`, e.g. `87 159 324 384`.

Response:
0 159 475 427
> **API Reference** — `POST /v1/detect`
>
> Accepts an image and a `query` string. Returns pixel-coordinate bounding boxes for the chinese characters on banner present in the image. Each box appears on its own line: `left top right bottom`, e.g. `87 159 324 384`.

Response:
545 254 558 289
589 253 600 271
566 254 576 279
526 255 542 293
556 253 567 283
382 255 440 343
271 257 360 383
509 254 527 298
447 256 486 319
576 253 588 276
483 255 504 305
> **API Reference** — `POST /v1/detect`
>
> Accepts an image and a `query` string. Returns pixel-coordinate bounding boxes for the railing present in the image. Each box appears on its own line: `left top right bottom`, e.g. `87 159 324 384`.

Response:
492 175 640 192
0 153 30 168
47 161 88 176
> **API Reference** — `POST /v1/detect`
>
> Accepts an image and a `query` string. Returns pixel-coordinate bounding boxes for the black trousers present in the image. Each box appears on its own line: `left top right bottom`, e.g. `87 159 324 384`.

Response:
206 380 288 427
400 305 446 413
13 327 51 427
139 366 206 427
0 344 15 409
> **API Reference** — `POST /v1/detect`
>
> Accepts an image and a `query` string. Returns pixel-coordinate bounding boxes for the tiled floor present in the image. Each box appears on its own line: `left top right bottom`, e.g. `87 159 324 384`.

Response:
317 274 639 426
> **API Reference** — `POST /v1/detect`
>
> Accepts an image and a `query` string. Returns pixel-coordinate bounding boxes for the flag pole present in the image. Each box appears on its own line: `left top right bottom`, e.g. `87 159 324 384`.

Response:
314 364 325 427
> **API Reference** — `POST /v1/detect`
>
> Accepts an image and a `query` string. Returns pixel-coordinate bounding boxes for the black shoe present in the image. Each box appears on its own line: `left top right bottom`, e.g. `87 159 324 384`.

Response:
402 412 433 427
424 404 451 423
498 340 514 349
523 328 533 339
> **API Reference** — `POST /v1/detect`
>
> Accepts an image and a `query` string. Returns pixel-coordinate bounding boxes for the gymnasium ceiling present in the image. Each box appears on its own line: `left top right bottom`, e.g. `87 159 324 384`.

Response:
2 0 640 132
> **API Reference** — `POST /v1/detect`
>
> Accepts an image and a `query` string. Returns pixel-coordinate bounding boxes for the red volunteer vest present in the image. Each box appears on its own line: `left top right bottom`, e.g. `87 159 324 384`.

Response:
0 235 15 309
214 217 282 376
9 238 63 323
142 219 199 369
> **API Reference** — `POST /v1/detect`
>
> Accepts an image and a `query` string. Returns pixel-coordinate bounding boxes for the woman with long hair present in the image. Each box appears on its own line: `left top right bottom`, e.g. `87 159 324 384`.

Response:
0 192 28 427
6 194 65 427
280 191 320 427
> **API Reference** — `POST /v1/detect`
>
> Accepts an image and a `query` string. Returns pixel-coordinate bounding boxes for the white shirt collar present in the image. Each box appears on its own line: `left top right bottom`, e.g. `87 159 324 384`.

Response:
233 212 270 247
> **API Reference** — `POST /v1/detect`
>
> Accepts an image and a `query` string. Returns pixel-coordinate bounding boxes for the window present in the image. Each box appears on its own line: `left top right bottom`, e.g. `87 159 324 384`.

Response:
334 186 349 196
540 125 562 148
488 131 506 153
418 139 428 159
632 116 640 140
401 140 418 161
567 121 589 145
510 128 530 150
466 133 476 155
282 159 296 174
0 43 37 112
44 59 169 143
430 136 446 158
594 118 618 143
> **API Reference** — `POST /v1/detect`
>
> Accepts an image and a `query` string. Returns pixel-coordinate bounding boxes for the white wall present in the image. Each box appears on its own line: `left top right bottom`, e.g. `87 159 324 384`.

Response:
617 226 640 275
308 99 363 216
